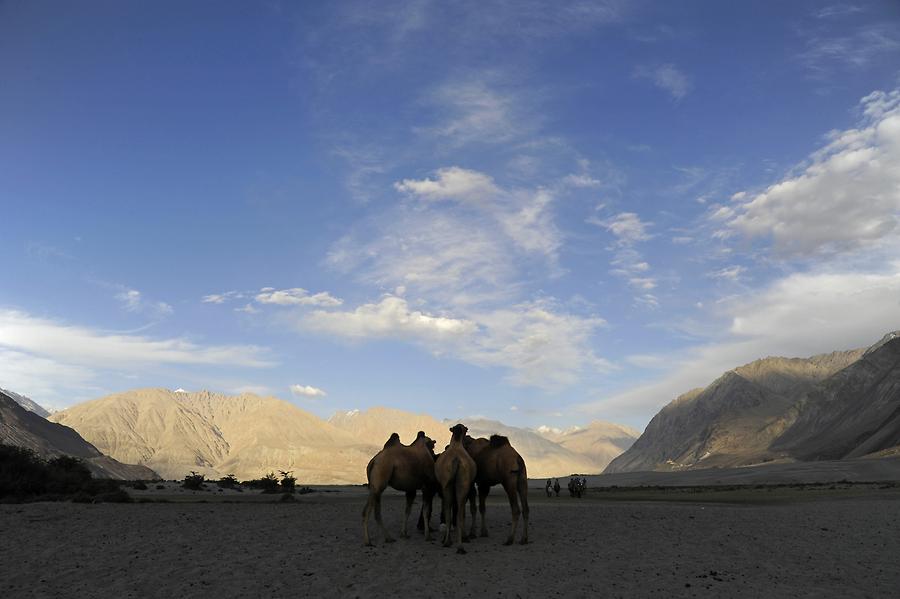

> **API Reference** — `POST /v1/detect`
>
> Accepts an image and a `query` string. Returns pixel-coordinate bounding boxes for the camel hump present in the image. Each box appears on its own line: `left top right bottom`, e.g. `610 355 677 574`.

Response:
383 432 401 448
489 434 510 448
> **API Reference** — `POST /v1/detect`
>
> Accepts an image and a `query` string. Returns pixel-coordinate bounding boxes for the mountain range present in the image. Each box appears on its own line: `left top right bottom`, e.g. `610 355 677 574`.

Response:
46 390 638 483
606 332 900 473
0 390 157 480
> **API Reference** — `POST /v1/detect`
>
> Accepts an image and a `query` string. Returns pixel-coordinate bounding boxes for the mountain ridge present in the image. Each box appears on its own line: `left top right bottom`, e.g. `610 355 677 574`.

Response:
606 333 900 474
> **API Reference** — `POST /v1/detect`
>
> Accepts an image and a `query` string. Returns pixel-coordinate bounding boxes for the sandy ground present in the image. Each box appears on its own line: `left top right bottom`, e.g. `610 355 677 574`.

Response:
2 485 900 598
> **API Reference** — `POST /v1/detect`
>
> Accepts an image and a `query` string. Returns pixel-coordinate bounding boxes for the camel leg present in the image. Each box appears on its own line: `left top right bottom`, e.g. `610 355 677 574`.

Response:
401 490 416 538
501 479 520 546
467 486 477 539
423 488 434 542
517 475 529 545
478 484 490 537
362 492 375 546
455 481 468 553
374 493 395 543
416 504 425 531
441 484 454 547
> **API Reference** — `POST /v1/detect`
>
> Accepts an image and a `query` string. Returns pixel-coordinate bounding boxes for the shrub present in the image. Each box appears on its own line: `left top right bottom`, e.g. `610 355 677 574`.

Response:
0 444 126 502
245 472 280 493
279 470 296 493
182 471 206 490
217 474 239 489
132 481 148 490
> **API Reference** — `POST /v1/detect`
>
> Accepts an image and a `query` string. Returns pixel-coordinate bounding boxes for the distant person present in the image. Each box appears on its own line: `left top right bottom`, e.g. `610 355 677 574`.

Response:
545 479 552 497
553 478 561 497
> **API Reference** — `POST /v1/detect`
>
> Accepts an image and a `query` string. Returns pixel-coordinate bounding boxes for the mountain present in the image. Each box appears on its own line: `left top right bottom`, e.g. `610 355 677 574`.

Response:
48 390 635 484
605 345 868 474
772 334 900 461
328 407 449 449
449 417 599 477
536 421 640 471
326 408 624 478
0 390 157 480
1 387 50 417
50 388 374 483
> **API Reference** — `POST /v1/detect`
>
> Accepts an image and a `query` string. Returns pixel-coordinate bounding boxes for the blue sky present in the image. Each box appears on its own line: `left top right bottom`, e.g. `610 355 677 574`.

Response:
2 1 900 429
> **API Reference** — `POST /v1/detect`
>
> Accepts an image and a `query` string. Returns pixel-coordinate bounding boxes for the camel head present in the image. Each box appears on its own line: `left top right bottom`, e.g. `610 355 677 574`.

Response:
448 423 468 439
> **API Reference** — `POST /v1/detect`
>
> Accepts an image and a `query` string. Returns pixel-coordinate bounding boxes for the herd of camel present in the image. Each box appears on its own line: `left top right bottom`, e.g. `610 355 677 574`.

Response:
362 423 529 553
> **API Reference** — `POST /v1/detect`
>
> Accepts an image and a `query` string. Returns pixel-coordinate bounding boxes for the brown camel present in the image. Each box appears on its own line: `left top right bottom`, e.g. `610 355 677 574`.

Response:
464 434 529 545
362 430 437 546
434 424 477 553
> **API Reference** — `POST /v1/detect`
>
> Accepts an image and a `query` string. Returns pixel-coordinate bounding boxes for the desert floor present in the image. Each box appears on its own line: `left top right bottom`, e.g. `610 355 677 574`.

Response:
2 483 900 598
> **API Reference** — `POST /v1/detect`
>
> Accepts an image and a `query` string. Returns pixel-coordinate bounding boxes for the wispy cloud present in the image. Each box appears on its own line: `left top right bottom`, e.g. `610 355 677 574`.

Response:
255 288 343 307
418 75 536 147
115 288 173 318
202 287 343 310
634 64 691 100
799 24 900 77
0 309 275 369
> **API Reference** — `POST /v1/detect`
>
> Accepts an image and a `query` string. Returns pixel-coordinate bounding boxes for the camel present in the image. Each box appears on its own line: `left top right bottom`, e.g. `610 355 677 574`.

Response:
362 430 437 546
463 434 529 545
434 424 477 553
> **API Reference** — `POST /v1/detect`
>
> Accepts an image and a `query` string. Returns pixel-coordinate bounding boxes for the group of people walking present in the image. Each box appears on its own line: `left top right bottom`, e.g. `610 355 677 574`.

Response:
545 476 588 498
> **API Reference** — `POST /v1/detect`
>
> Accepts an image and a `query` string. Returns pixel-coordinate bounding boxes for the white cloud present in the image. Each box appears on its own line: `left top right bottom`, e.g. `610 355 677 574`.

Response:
0 309 275 369
421 76 531 147
303 295 477 340
301 295 607 391
255 288 344 307
202 291 244 304
290 384 327 398
799 24 899 77
590 213 658 298
203 287 342 309
0 347 94 404
708 265 746 281
115 288 173 318
591 212 653 244
728 89 900 257
395 166 499 202
462 300 610 389
562 173 602 188
634 64 691 100
327 211 517 304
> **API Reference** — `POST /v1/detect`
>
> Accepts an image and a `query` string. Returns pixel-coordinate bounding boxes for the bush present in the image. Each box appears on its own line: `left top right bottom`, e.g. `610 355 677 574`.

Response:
0 444 126 502
279 470 296 493
217 474 239 489
182 471 206 491
245 472 280 493
132 481 148 490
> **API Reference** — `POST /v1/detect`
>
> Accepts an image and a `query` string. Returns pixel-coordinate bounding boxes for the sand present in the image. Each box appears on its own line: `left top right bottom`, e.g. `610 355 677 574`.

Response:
2 485 900 598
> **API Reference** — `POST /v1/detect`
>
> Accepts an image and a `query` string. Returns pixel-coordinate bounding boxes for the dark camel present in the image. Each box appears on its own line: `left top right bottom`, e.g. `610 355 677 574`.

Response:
362 431 437 546
464 434 529 545
434 424 477 553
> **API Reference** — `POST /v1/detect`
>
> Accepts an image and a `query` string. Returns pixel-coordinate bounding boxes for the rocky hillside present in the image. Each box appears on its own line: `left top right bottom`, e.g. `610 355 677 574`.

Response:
605 341 876 474
50 389 373 483
772 334 900 461
0 390 157 480
1 387 50 417
536 421 640 470
328 407 449 449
